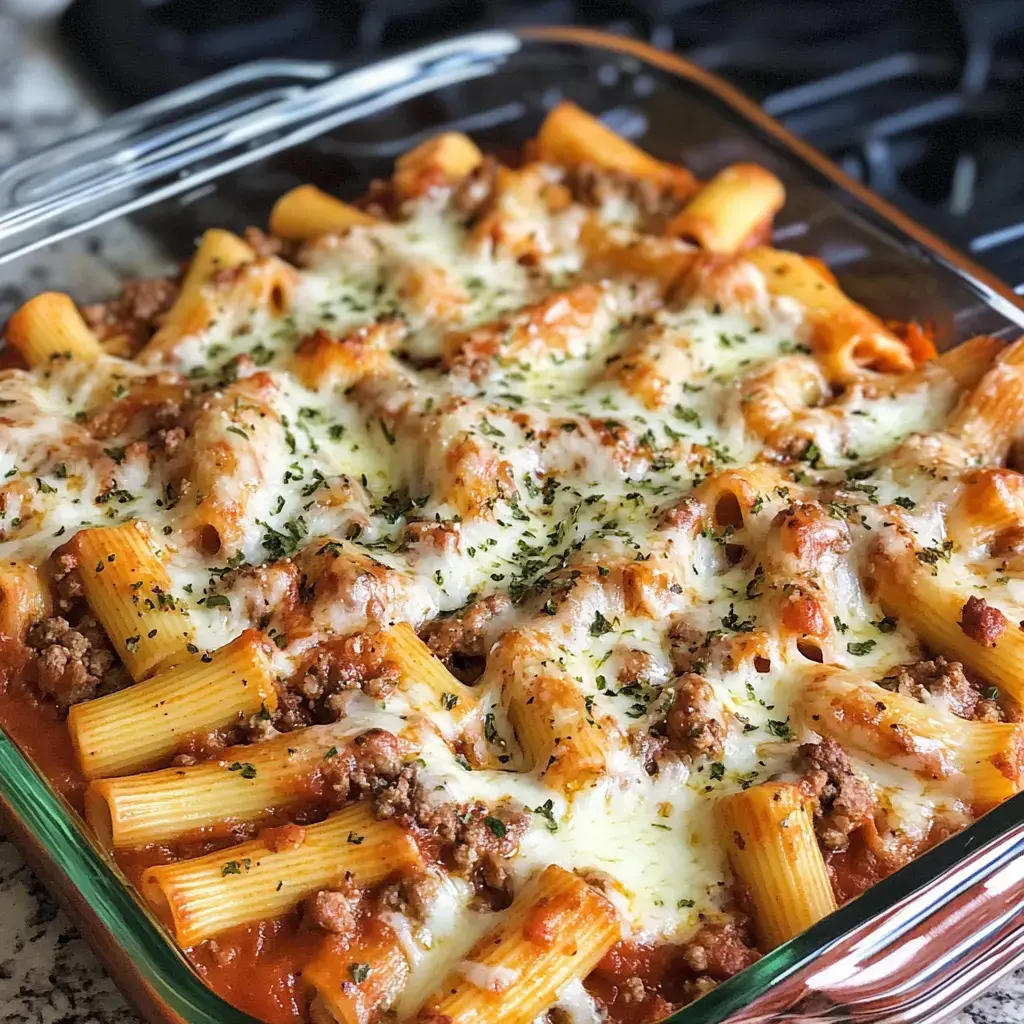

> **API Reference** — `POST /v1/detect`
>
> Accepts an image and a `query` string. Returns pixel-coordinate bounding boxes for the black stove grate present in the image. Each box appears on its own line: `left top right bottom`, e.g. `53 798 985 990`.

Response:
59 0 1024 291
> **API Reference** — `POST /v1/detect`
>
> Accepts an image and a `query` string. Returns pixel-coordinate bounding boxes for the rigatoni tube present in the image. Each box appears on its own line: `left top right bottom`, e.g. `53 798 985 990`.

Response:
87 722 418 848
381 622 481 736
534 101 696 196
305 916 414 1024
5 291 104 366
871 538 1024 705
417 864 620 1024
65 519 193 680
144 229 255 353
798 667 1024 811
715 781 837 951
141 802 422 946
744 247 913 383
68 629 276 779
494 630 619 793
270 185 376 240
0 559 51 641
666 163 785 253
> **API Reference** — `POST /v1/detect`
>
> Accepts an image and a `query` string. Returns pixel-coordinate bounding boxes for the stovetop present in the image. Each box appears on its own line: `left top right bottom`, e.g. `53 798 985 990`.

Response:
59 0 1024 292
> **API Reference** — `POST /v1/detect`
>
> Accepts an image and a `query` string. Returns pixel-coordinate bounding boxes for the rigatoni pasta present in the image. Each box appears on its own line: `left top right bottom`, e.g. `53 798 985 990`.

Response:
715 782 837 950
305 915 413 1024
666 163 785 253
86 721 420 848
743 246 915 382
5 291 104 366
270 185 377 240
68 629 275 778
417 865 620 1024
63 519 193 679
142 802 423 945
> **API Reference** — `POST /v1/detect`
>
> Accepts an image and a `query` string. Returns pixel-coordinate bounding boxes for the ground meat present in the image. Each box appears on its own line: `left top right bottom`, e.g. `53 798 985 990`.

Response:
50 551 82 613
311 729 407 810
451 804 532 908
423 593 513 681
958 595 1008 647
150 424 187 457
658 496 703 532
678 918 761 980
358 176 398 219
25 615 130 707
80 276 179 354
276 633 402 729
373 764 530 906
667 615 770 677
620 976 646 1003
667 618 708 675
377 871 440 922
350 728 404 784
371 762 419 821
630 730 669 775
664 674 725 761
797 738 875 851
304 889 357 935
566 162 692 228
243 226 284 258
881 656 1003 721
618 648 659 686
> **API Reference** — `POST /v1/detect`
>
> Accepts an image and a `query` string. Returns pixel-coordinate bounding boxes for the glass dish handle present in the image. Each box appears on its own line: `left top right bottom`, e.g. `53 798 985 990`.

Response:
726 812 1024 1023
0 60 339 239
0 32 521 261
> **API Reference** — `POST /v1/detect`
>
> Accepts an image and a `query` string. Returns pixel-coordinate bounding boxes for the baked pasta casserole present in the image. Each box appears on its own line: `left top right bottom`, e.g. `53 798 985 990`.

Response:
2 102 1023 1024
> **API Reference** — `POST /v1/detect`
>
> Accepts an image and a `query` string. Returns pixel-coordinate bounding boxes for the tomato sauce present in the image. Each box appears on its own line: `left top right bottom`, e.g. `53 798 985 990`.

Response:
0 652 86 808
187 915 322 1024
588 940 691 1024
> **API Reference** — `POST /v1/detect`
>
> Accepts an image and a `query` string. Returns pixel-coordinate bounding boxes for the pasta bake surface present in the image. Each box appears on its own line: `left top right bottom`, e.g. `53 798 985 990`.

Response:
2 105 1023 1024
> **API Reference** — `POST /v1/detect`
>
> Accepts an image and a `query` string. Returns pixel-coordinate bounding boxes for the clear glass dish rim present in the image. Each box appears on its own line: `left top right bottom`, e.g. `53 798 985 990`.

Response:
0 23 1022 1024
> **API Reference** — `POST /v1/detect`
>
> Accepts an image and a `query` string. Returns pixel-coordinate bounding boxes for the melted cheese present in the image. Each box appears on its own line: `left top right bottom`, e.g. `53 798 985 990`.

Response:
0 170 1004 1022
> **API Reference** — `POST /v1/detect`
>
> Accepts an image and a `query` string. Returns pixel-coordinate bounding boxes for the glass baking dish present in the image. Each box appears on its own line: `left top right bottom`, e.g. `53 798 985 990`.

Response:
2 25 1024 1024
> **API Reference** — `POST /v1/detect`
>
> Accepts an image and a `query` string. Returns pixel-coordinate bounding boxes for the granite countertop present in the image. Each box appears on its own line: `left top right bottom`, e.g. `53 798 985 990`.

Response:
0 3 1022 1023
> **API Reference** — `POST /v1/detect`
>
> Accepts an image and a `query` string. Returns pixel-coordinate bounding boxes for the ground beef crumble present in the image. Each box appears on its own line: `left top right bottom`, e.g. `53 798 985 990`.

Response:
664 673 725 762
303 889 357 935
566 162 692 229
256 633 402 733
678 917 761 981
376 870 440 923
881 656 1004 721
50 551 83 613
25 615 130 708
422 592 512 682
797 738 875 851
629 730 669 775
372 761 531 908
81 276 179 354
299 728 408 809
958 595 1008 647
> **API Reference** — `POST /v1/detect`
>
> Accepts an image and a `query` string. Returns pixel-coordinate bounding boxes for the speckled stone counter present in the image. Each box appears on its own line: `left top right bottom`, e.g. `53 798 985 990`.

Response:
0 3 1022 1023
